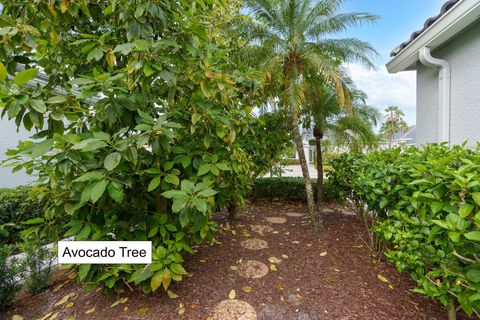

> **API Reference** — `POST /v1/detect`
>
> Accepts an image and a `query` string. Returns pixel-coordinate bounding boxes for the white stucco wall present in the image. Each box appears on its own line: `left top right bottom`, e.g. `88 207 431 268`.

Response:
416 21 480 146
0 118 32 187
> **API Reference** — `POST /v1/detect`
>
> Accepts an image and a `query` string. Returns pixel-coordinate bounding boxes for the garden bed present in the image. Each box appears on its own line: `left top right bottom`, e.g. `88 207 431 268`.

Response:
0 199 468 320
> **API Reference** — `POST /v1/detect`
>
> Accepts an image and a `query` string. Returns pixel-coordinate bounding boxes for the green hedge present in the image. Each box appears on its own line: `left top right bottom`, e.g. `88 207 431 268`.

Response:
251 177 335 201
0 187 45 246
328 144 480 318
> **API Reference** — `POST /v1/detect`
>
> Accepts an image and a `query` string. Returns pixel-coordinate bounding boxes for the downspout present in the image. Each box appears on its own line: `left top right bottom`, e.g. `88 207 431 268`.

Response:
418 47 451 146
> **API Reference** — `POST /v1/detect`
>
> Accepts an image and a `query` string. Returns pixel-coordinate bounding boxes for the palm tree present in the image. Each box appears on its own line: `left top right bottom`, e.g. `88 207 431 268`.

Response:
303 73 380 208
248 0 378 228
381 106 408 148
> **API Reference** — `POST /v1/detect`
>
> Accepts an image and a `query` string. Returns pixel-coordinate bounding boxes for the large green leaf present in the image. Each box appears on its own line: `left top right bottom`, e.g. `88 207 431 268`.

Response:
104 152 122 171
0 61 7 82
14 68 38 85
91 180 108 203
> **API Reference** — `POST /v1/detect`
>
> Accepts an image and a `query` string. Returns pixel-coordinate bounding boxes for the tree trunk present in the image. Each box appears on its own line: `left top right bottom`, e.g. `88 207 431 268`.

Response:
447 300 456 320
314 125 325 228
291 110 322 229
228 198 242 221
156 189 168 213
315 137 323 207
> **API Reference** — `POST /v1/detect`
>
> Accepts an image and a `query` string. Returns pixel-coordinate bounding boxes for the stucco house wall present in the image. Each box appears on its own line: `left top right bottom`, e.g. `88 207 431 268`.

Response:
416 21 480 146
0 118 32 187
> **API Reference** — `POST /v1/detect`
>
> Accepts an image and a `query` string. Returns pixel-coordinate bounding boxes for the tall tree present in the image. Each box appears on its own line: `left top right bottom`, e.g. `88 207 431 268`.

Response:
0 0 261 292
381 106 408 148
303 73 380 209
248 0 378 228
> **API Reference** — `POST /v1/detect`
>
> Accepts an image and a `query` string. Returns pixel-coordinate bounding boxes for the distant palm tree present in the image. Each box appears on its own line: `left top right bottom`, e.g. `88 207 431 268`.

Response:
381 106 408 148
248 0 378 229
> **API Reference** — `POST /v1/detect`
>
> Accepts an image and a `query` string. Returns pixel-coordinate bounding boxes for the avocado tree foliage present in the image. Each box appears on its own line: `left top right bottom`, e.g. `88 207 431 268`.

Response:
0 0 262 293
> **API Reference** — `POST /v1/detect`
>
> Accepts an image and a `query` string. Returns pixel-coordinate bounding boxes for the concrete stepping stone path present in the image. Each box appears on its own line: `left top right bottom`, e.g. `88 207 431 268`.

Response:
250 225 274 236
209 300 257 320
241 238 269 250
265 217 287 224
237 260 269 279
286 212 305 217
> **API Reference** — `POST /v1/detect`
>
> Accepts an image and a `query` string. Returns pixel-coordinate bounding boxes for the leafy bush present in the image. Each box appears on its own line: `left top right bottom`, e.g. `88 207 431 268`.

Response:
0 0 263 294
0 187 46 246
328 144 480 318
0 245 20 310
251 177 335 202
19 241 55 294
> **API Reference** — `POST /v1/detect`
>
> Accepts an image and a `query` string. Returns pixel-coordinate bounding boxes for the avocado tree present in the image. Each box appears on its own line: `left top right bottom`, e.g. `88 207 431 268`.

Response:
0 0 261 293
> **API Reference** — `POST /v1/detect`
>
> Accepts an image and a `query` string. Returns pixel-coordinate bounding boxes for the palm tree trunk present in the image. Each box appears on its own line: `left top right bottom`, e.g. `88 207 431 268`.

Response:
291 109 321 229
313 124 325 228
315 137 324 208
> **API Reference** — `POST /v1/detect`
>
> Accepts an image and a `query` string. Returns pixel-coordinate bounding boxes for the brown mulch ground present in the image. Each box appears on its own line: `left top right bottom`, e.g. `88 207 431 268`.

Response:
0 199 471 320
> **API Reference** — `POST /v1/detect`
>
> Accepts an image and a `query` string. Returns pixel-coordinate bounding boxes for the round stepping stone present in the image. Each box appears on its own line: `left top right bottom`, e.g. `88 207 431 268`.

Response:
265 217 287 224
210 300 257 320
241 238 268 250
286 212 305 217
250 225 274 236
237 260 269 279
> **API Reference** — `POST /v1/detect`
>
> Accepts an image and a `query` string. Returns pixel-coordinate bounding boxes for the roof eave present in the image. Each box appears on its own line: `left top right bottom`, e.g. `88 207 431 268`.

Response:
386 0 480 73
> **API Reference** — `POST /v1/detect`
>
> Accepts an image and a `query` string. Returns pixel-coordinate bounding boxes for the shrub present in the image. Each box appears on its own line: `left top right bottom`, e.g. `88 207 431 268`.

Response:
0 187 45 246
251 177 335 202
328 144 480 318
19 241 55 294
0 0 262 294
0 245 20 310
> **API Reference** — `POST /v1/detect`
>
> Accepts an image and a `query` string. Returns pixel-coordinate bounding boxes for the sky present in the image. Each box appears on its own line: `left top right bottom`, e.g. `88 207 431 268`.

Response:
337 0 446 126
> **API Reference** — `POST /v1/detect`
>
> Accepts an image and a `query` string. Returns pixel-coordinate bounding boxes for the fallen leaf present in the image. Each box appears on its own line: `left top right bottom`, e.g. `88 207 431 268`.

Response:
270 264 278 271
377 274 389 283
167 290 179 299
54 293 75 307
353 245 363 248
111 297 128 308
47 313 59 320
388 284 394 289
292 241 300 244
11 315 23 320
199 259 206 263
178 303 185 315
242 286 252 293
281 254 289 259
275 284 284 290
52 281 67 293
320 251 327 257
37 312 53 320
268 257 281 264
333 268 340 272
138 307 150 315
306 244 312 247
66 302 74 308
123 306 129 312
228 289 236 299
85 307 96 314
